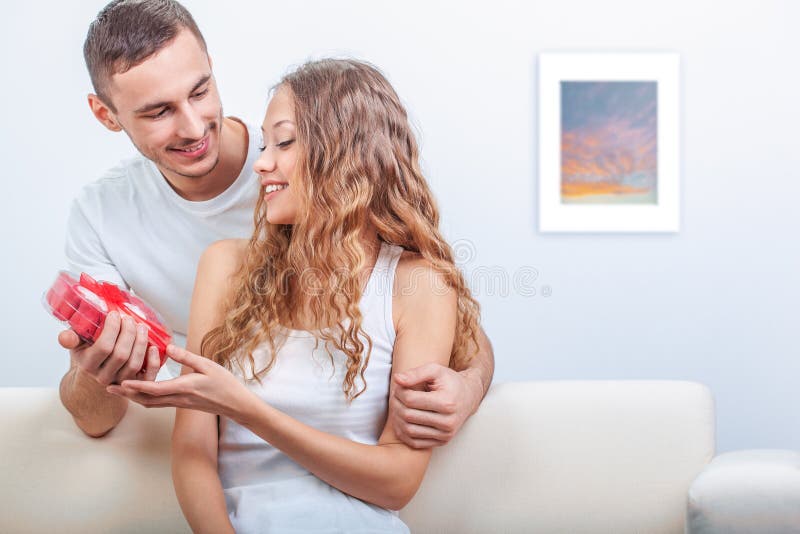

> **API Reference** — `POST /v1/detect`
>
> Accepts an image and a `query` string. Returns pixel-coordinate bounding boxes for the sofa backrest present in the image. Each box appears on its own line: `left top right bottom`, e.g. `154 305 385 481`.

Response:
400 381 715 533
0 381 714 533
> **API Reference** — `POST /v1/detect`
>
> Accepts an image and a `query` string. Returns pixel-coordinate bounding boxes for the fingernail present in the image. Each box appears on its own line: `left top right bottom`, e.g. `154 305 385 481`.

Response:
138 324 147 336
395 373 407 381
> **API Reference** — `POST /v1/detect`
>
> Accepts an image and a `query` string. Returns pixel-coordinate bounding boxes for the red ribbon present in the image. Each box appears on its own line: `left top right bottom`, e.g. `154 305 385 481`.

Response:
78 273 170 348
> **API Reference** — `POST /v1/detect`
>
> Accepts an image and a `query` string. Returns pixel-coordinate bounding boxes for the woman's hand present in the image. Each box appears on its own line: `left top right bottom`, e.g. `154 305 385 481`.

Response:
106 344 257 423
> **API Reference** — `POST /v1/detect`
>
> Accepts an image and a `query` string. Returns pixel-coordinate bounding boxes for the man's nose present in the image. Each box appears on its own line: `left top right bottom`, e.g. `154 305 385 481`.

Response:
175 105 205 140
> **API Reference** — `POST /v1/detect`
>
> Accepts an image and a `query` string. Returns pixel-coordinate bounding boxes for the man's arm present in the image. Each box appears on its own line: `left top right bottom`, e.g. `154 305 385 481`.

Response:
390 325 494 449
60 348 128 438
58 199 159 437
59 317 161 437
458 326 495 409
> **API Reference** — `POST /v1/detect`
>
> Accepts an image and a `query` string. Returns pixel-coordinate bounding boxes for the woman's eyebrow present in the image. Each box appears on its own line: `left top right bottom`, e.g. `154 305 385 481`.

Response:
260 120 294 133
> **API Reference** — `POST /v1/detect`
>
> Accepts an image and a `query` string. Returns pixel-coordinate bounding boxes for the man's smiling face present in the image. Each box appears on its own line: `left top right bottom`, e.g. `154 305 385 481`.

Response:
99 28 224 182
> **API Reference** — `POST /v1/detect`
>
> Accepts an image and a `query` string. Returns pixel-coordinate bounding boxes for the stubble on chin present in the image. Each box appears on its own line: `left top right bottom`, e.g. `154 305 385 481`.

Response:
151 118 224 180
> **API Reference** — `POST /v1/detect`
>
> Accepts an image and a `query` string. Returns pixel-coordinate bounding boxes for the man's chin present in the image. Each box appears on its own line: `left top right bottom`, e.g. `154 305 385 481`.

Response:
162 154 221 180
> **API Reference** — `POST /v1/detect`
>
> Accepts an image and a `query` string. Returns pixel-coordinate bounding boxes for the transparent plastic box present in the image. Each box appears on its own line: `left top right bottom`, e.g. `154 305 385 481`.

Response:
44 271 172 372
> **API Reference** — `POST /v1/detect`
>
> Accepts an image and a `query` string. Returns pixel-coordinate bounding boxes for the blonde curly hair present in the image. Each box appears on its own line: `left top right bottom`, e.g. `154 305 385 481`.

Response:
202 59 481 401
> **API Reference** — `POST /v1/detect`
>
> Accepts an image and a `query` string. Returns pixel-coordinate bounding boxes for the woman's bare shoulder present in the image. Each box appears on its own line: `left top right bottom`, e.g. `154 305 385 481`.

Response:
199 239 248 277
203 238 248 260
393 249 457 324
394 249 449 287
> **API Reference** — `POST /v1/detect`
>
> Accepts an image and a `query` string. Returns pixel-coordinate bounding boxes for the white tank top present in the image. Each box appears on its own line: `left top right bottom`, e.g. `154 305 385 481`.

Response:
218 241 410 533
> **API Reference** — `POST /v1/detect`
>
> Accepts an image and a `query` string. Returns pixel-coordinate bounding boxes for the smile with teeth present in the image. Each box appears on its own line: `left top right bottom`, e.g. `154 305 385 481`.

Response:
175 138 207 152
265 183 288 194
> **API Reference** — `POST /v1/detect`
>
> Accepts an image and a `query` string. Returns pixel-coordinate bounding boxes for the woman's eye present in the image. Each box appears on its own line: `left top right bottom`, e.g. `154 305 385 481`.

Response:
276 139 295 148
258 145 266 152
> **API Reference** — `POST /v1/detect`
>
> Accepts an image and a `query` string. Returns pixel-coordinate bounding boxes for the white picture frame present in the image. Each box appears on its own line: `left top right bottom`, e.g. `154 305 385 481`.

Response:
538 53 680 232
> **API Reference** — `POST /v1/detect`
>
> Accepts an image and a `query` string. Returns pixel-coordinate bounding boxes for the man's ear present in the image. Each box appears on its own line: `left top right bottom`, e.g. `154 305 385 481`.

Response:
87 93 123 132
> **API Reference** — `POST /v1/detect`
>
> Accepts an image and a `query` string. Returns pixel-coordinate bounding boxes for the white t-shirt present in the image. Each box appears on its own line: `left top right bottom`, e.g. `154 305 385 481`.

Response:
64 119 262 378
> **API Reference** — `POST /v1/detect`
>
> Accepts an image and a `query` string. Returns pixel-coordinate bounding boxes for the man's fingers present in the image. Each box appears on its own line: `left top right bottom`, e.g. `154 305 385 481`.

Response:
92 311 122 355
97 316 137 383
393 362 445 388
391 395 452 432
397 435 446 450
117 324 149 383
58 330 82 350
141 346 161 382
393 387 454 414
402 422 452 442
75 312 121 379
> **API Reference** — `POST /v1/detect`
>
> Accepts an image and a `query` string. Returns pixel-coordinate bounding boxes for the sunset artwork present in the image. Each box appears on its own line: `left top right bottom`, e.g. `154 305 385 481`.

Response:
560 81 657 204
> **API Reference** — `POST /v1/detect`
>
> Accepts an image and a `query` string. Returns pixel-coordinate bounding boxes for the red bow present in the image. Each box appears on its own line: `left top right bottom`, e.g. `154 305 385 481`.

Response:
78 273 171 354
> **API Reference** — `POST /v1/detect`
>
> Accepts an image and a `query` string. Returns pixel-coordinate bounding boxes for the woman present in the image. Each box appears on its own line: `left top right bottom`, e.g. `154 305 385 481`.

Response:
109 59 481 533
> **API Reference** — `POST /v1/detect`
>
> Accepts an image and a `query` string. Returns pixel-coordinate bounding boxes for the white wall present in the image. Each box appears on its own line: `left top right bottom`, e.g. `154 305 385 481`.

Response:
1 0 797 453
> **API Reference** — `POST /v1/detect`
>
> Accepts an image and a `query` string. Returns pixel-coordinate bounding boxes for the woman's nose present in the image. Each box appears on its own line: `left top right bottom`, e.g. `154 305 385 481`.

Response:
254 148 276 175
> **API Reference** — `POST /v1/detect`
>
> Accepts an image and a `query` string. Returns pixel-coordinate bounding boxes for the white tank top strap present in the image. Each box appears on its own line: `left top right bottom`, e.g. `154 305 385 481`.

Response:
360 240 404 346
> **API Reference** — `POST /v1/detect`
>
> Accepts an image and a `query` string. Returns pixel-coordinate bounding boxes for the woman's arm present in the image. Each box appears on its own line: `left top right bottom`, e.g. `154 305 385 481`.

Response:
110 250 456 511
170 240 246 534
390 325 494 448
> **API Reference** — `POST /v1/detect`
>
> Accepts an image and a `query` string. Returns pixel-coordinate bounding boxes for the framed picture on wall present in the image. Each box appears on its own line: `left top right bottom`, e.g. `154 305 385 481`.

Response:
538 53 680 232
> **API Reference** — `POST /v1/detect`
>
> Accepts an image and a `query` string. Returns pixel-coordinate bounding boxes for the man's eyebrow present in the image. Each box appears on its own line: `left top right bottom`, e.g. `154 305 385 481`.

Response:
133 74 212 114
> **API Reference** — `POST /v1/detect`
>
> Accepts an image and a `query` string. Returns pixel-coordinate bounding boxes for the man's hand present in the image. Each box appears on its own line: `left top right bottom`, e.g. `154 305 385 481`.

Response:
390 362 483 449
59 310 161 386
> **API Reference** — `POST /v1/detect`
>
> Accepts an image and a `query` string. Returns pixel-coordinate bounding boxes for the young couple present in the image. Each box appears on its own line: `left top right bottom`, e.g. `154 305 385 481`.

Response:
58 1 494 532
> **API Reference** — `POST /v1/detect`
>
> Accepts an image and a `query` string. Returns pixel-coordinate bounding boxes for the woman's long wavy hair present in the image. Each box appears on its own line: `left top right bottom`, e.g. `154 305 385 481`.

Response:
201 59 481 401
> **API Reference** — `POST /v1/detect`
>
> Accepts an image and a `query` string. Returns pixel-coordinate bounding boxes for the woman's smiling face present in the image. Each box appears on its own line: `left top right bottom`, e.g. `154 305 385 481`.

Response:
254 85 301 225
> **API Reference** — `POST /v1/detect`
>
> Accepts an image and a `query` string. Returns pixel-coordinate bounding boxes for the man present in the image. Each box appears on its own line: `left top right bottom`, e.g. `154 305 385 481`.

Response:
60 0 495 450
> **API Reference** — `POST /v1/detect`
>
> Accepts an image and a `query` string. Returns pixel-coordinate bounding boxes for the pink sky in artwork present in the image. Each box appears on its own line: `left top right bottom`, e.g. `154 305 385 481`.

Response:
561 82 657 203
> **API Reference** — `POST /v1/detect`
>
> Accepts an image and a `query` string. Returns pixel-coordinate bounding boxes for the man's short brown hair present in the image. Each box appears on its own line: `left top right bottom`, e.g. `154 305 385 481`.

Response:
84 0 208 109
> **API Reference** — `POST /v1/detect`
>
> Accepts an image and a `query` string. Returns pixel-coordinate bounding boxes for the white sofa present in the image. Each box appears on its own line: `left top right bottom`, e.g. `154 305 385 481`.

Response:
0 381 714 533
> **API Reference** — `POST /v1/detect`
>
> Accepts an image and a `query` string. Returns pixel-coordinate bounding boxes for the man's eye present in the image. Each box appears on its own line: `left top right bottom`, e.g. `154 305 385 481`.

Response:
149 108 168 119
193 88 209 98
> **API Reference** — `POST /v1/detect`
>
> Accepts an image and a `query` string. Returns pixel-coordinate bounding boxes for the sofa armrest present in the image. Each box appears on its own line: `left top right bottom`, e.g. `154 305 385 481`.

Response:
686 449 800 533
